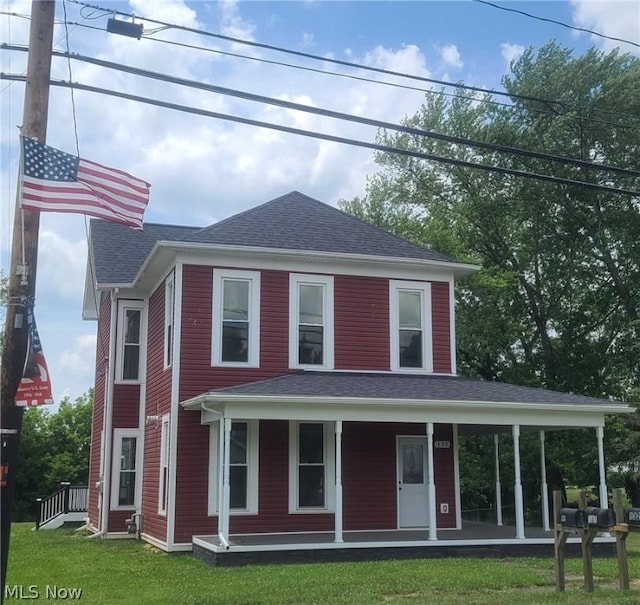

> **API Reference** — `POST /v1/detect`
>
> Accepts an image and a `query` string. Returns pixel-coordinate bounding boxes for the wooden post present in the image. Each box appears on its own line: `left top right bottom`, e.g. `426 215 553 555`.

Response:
579 490 595 593
613 488 630 590
553 490 567 592
0 2 55 601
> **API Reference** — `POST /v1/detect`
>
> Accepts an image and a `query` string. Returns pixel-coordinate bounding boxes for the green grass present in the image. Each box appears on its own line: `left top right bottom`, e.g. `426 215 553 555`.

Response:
5 524 640 604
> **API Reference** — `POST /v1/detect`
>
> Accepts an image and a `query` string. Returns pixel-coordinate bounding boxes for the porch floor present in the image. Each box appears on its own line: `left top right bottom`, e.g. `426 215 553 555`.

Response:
192 522 614 565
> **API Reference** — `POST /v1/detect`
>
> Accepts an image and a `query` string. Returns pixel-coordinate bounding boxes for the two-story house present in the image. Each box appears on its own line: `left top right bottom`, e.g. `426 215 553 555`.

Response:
82 191 630 564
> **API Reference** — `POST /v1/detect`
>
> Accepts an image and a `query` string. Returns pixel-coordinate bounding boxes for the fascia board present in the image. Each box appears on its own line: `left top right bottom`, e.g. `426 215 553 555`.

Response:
133 241 479 290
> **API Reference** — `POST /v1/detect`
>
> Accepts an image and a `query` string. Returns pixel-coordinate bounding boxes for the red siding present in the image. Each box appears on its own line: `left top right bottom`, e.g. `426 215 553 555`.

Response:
431 282 451 374
87 293 110 527
335 276 390 370
111 384 140 429
140 278 173 542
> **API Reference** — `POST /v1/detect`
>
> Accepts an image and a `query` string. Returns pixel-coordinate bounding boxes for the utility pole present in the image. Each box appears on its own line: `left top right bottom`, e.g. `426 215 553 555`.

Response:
0 1 55 601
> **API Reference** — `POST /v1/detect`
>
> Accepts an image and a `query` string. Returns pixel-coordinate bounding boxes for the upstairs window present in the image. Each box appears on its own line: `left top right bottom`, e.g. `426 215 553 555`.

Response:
212 270 261 367
390 281 433 372
164 272 175 369
116 300 144 383
289 274 334 369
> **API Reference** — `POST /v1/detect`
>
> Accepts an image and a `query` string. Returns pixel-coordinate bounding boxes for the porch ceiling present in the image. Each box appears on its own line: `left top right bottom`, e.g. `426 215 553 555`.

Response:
181 371 632 428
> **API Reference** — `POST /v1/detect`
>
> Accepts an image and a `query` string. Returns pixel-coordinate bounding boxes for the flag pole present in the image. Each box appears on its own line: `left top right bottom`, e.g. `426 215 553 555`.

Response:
0 2 55 601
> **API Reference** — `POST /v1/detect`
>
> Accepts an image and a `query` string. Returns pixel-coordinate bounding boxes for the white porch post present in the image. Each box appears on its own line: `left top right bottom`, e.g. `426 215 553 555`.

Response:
494 434 503 527
334 420 343 543
539 431 550 531
513 425 525 539
427 422 437 541
218 417 232 547
596 425 608 508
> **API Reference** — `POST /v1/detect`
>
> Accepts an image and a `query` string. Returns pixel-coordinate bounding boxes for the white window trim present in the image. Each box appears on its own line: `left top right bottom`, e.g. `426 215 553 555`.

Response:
115 300 145 383
164 272 175 370
208 420 259 516
389 280 433 373
158 414 170 516
110 429 142 510
288 421 335 514
288 273 334 370
212 269 261 368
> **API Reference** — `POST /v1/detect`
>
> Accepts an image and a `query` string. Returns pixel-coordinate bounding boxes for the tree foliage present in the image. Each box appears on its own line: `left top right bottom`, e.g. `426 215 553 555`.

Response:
14 390 93 521
342 42 640 508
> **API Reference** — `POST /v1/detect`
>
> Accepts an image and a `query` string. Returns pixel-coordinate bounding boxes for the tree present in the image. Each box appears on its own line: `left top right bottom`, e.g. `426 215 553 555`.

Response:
14 390 93 521
342 42 640 506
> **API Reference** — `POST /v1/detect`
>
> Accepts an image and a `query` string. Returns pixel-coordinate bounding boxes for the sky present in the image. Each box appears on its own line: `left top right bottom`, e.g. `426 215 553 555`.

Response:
1 0 639 408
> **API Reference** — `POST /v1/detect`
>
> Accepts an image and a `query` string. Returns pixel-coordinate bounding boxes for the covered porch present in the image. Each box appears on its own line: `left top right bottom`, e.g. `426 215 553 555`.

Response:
182 371 631 563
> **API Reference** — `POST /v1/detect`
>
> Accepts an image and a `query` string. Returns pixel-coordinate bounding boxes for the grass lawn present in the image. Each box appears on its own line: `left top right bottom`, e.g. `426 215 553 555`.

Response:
4 524 640 604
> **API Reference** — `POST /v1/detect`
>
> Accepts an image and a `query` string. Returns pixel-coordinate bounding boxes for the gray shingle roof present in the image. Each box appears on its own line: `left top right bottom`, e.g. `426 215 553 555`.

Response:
184 191 454 263
91 221 198 284
211 371 619 407
90 191 456 285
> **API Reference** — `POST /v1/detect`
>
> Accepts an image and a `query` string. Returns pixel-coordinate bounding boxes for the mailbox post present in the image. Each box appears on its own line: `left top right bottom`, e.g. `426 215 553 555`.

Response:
613 487 640 590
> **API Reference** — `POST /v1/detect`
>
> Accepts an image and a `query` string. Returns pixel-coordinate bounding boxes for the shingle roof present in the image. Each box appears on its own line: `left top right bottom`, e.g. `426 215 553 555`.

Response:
184 191 454 263
91 220 199 284
90 191 457 285
210 371 620 407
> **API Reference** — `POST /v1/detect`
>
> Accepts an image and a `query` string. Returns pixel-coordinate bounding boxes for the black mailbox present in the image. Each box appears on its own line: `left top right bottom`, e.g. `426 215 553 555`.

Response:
559 508 587 528
585 506 615 528
624 507 640 527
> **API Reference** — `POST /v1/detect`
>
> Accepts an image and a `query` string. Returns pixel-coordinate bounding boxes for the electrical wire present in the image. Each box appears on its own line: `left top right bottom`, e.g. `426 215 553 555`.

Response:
472 0 640 50
59 19 639 134
1 72 638 197
6 43 637 178
65 0 640 124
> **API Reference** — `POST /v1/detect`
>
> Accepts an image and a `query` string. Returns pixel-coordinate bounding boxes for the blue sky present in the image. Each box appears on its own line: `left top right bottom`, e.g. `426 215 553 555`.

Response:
1 0 638 406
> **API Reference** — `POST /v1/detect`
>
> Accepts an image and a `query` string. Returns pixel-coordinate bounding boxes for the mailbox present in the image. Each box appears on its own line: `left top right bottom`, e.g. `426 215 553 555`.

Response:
559 508 587 528
585 506 616 528
624 507 640 527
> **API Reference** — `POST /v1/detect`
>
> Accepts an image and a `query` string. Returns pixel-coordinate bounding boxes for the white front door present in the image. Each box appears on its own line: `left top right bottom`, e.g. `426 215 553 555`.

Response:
397 437 429 528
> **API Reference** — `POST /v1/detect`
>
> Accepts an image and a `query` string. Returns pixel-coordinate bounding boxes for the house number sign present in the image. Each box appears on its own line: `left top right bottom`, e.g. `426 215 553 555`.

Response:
434 441 451 449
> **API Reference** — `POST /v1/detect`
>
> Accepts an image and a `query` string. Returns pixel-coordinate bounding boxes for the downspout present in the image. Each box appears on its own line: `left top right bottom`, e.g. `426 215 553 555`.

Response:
97 289 118 536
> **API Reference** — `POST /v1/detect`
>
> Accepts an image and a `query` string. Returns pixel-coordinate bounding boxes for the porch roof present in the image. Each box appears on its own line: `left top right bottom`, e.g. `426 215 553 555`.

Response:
181 372 632 427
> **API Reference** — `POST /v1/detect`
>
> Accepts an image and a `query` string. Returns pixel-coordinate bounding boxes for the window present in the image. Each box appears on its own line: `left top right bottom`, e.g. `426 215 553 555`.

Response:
164 273 175 369
289 421 335 513
390 281 433 372
111 429 141 510
158 414 170 515
116 301 145 383
212 270 261 367
208 421 259 515
289 274 334 369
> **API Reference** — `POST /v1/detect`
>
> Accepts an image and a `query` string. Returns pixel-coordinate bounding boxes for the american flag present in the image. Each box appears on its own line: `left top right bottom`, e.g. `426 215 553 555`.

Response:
20 136 150 229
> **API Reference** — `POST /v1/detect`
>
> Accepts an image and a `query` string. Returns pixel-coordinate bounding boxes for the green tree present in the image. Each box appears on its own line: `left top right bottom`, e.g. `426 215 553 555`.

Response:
342 42 640 507
14 390 93 521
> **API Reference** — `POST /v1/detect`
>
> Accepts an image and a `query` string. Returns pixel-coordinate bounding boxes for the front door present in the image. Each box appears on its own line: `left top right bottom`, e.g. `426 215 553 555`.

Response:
397 437 429 528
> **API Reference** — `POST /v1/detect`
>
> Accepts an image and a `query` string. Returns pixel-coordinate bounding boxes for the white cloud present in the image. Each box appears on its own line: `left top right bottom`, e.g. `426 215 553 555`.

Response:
570 0 640 55
501 43 525 68
439 44 463 69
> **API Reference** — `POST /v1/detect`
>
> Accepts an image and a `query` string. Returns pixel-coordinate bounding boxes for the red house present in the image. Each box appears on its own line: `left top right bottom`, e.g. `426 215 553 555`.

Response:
83 191 630 563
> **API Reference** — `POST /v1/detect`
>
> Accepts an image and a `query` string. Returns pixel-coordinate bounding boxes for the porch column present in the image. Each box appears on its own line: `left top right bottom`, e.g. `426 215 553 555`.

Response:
218 417 232 547
596 425 608 508
539 431 550 531
334 420 343 543
513 425 525 539
427 422 437 541
494 434 503 527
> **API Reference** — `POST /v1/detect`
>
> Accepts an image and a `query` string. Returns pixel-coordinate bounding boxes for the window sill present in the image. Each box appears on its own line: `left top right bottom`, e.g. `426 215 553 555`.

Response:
288 508 335 515
207 510 259 517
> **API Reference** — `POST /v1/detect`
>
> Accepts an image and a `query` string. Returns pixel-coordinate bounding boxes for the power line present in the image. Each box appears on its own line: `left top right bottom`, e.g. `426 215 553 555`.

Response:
472 0 640 50
5 43 637 179
65 0 640 124
2 72 639 197
62 18 640 133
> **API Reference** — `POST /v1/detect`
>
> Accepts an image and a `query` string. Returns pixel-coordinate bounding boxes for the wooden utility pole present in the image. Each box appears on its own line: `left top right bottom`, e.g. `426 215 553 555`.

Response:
0 1 55 600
